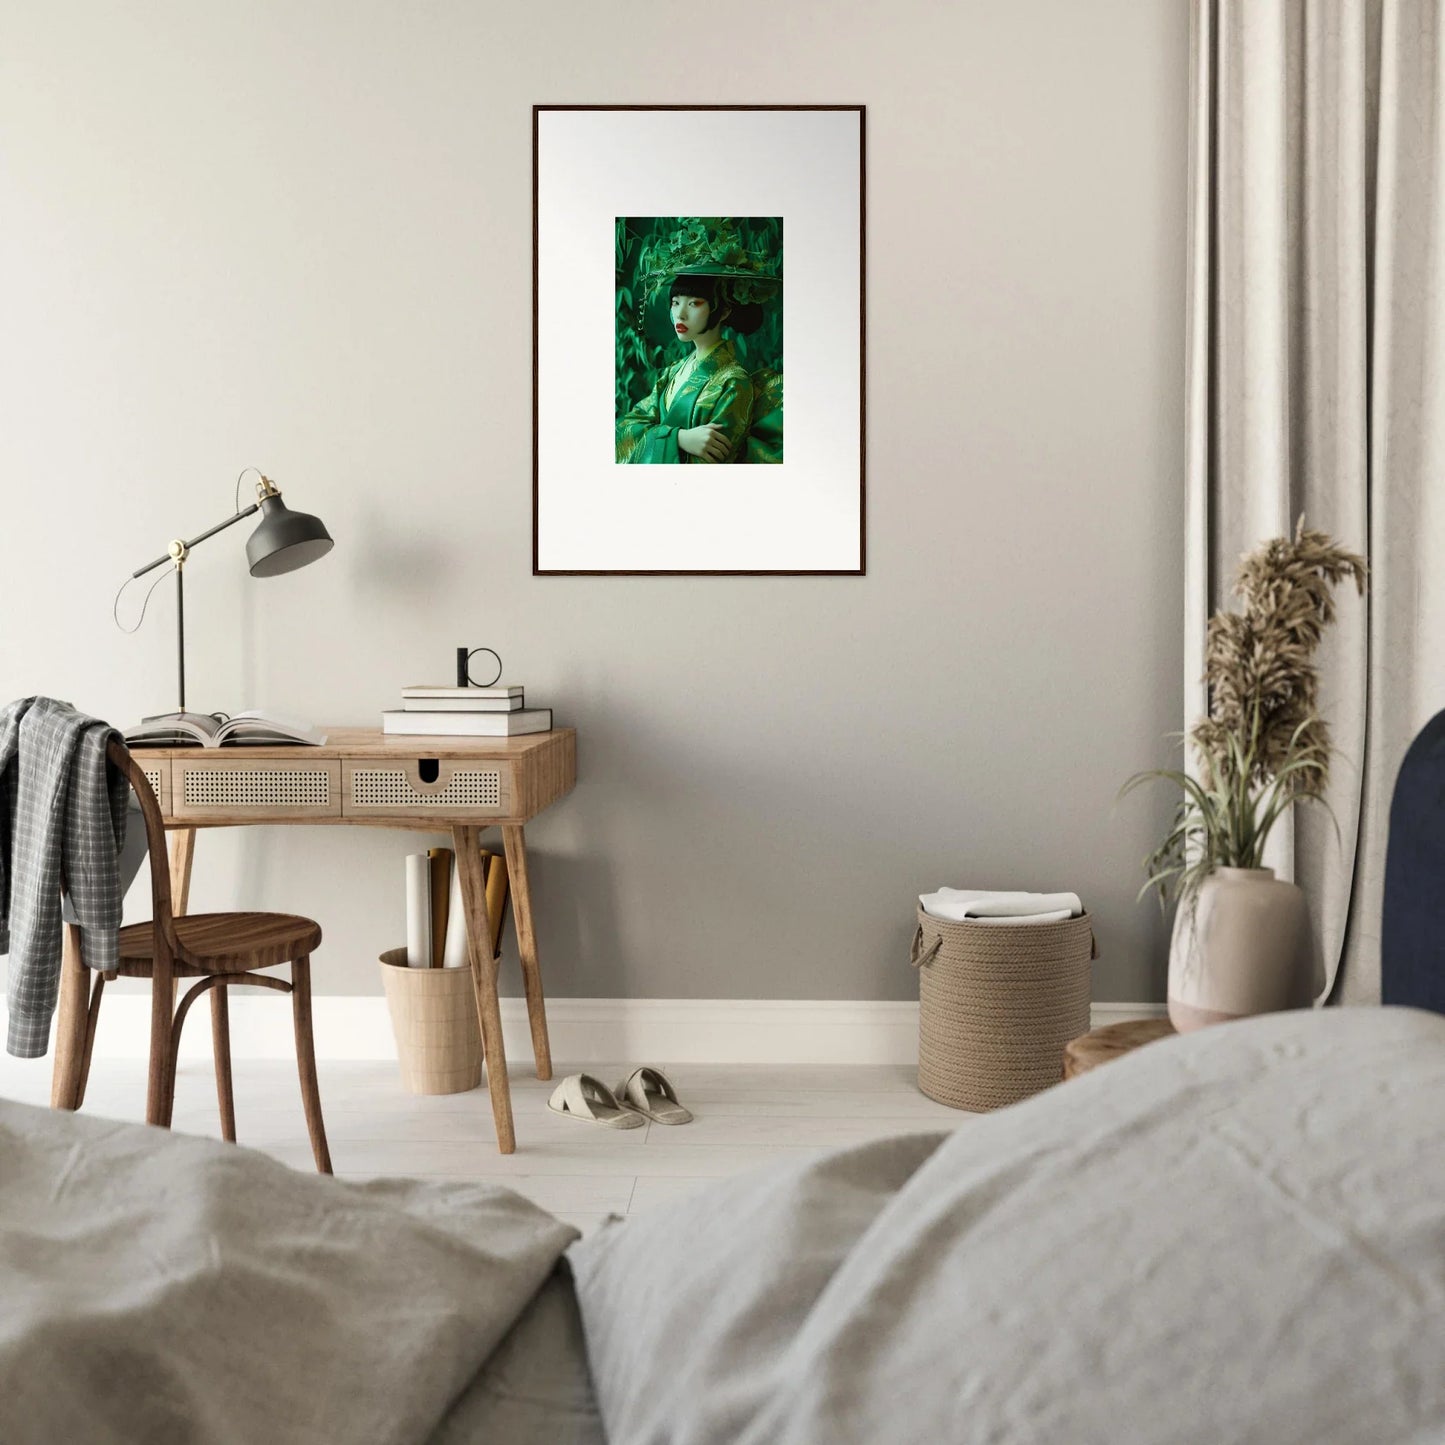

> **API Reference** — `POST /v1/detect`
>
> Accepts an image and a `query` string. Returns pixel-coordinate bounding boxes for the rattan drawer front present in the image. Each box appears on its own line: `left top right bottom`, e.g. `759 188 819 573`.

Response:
173 760 342 818
135 760 170 815
343 760 513 817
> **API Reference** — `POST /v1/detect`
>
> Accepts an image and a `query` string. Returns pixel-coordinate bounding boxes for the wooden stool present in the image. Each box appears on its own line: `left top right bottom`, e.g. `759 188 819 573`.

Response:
1062 1018 1176 1080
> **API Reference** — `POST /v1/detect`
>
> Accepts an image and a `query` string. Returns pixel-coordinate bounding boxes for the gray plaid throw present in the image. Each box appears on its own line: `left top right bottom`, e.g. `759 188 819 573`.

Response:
1 698 129 1058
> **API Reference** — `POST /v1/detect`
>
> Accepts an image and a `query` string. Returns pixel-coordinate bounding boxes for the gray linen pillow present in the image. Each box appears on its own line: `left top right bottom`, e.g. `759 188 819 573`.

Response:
566 1131 947 1445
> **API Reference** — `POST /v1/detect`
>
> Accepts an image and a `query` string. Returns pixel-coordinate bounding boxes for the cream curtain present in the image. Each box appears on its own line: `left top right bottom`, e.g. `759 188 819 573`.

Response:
1185 0 1445 1005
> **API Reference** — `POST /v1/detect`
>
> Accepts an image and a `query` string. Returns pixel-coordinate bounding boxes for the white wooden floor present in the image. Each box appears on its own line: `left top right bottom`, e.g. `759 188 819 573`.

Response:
0 1055 972 1233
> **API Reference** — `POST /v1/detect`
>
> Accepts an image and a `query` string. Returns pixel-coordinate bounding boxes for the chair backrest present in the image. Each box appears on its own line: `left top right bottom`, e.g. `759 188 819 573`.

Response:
106 738 182 963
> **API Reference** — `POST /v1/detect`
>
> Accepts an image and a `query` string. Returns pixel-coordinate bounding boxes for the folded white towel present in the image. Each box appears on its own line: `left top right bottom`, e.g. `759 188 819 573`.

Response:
918 889 1083 924
957 909 1074 926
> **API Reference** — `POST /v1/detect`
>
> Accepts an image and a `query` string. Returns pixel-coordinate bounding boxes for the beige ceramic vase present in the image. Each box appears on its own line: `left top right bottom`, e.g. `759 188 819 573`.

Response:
1167 867 1313 1032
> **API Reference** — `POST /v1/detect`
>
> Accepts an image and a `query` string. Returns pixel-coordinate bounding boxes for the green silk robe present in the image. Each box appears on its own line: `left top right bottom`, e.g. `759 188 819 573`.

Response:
617 340 781 464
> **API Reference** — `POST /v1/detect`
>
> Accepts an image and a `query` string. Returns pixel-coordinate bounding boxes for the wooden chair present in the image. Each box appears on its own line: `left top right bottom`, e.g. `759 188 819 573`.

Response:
50 738 332 1173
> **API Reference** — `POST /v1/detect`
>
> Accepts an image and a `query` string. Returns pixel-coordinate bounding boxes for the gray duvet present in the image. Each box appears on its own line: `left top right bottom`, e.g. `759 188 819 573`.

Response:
0 1099 597 1444
570 1007 1445 1444
4 1007 1444 1444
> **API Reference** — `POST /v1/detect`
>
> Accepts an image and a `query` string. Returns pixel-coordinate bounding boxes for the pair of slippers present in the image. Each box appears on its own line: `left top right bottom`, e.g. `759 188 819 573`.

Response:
547 1066 692 1129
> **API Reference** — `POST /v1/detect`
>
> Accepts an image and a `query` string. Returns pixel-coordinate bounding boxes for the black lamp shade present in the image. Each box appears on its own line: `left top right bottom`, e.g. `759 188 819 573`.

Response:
246 494 334 577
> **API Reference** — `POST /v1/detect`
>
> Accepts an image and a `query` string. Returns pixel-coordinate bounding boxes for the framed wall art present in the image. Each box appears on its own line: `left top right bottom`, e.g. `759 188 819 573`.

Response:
533 104 865 575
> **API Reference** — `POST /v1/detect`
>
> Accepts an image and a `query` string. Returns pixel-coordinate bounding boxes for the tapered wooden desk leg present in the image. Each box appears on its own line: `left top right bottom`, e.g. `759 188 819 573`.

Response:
168 827 195 913
501 824 553 1082
50 923 88 1109
454 825 515 1153
167 827 195 1016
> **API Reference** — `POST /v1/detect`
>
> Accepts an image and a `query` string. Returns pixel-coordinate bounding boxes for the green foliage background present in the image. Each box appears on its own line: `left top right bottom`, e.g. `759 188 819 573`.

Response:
615 216 783 422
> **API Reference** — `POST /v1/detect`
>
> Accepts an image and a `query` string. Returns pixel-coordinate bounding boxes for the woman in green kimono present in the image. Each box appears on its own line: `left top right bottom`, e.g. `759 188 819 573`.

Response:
617 229 783 465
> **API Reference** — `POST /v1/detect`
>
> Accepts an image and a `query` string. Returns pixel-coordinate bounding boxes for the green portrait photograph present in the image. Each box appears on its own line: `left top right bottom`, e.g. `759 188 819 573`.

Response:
615 216 783 465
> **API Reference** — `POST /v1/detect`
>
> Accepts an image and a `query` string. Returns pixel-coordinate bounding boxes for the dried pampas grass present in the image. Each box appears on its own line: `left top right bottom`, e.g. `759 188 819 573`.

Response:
1193 519 1366 797
1122 519 1366 905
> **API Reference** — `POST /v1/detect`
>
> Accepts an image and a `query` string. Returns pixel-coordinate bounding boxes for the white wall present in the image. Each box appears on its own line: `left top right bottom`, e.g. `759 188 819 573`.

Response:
0 0 1187 1003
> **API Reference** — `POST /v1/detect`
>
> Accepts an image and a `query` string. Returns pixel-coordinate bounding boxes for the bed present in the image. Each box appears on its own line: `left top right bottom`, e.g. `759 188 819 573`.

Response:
3 1006 1443 1443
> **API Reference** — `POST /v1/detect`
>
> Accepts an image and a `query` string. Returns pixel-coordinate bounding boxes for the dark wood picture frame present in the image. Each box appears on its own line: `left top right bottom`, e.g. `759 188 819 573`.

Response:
533 103 866 577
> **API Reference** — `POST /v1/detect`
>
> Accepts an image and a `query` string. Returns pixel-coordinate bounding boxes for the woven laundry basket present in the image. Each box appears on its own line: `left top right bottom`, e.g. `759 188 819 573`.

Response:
911 908 1095 1111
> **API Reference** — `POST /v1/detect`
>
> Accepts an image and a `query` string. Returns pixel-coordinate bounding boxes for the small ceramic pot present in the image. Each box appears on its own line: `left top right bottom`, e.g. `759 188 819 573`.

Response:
1167 867 1312 1032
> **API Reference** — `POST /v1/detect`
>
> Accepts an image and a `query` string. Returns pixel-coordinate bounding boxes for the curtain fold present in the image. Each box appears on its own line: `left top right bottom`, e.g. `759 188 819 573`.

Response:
1185 0 1445 1005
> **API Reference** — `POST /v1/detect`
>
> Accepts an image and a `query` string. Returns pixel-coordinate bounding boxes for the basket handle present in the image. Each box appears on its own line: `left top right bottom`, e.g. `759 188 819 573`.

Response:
909 926 942 970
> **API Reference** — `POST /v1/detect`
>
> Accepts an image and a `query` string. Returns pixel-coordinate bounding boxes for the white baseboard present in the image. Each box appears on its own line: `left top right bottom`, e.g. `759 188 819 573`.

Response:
24 996 1168 1067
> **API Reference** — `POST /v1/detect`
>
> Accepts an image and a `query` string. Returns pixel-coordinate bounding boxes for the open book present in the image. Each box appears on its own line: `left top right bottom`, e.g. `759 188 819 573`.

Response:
123 710 328 748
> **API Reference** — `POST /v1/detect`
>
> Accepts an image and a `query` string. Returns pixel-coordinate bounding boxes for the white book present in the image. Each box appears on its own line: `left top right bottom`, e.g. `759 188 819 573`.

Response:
402 684 524 699
401 695 523 713
404 853 432 968
382 708 553 737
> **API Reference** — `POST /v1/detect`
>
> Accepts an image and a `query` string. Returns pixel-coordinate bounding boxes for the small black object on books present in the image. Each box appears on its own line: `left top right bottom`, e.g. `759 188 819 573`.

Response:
457 646 503 688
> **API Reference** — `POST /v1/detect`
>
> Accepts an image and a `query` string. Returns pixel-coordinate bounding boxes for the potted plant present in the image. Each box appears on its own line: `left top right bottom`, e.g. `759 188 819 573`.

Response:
1124 521 1367 1031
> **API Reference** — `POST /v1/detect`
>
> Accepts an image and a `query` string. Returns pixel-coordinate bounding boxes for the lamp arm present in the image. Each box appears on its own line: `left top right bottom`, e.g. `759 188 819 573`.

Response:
130 502 261 579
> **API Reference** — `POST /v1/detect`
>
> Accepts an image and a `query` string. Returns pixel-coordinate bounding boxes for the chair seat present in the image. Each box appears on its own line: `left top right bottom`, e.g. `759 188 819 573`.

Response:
117 912 323 973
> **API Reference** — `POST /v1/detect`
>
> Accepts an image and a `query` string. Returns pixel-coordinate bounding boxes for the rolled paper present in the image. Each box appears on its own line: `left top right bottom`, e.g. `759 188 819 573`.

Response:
404 853 432 968
427 847 453 967
483 849 509 960
441 857 471 968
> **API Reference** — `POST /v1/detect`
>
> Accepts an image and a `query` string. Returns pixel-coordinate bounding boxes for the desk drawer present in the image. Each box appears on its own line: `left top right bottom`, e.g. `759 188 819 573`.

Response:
133 759 171 815
343 759 513 818
173 759 342 819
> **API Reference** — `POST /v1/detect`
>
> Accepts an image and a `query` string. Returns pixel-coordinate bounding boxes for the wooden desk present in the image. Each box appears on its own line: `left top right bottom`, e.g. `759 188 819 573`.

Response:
83 727 577 1154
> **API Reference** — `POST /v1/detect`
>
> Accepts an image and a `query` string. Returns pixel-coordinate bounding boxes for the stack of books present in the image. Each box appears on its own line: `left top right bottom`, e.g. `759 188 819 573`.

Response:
382 684 554 737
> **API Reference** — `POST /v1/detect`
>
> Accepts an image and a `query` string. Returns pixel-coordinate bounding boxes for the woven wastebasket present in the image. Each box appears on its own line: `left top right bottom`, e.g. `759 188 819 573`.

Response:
379 948 483 1095
910 909 1094 1111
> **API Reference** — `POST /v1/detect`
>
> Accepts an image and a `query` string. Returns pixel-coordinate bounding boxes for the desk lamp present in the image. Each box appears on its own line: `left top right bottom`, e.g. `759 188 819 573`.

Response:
118 469 334 726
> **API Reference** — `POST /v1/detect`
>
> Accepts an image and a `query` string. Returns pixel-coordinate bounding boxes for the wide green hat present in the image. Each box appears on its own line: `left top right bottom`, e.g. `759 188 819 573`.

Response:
638 218 782 307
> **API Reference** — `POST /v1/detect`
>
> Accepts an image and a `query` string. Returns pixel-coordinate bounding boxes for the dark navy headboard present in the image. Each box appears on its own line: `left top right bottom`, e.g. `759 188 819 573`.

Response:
1382 710 1445 1013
